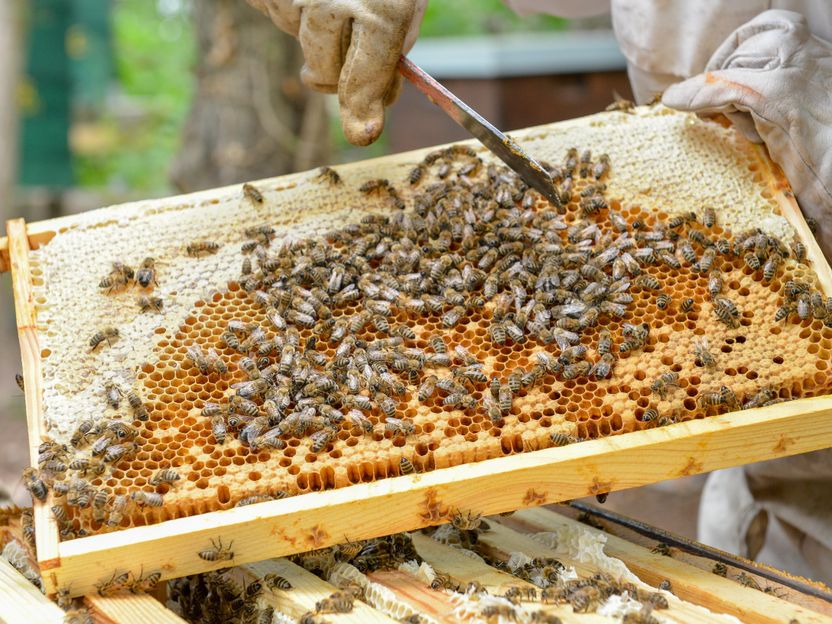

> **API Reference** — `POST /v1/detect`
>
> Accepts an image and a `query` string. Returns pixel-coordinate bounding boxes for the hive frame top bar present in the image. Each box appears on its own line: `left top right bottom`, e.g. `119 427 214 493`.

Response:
7 107 832 597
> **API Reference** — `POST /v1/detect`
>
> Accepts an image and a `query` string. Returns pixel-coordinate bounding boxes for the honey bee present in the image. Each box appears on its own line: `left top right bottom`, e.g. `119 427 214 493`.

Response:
90 327 119 351
359 178 391 194
590 353 615 379
441 305 465 328
310 429 334 453
150 469 180 486
128 568 162 593
737 572 763 591
720 384 739 409
104 382 122 409
198 537 234 562
713 297 739 328
186 241 220 257
417 375 437 401
408 164 425 185
316 166 342 185
315 591 354 614
63 608 94 624
680 298 695 313
608 211 629 233
400 457 416 475
708 270 723 299
692 337 716 369
763 253 782 282
384 418 415 437
703 207 716 228
563 360 591 380
99 270 132 294
668 211 696 228
135 257 157 288
656 292 671 310
130 490 163 507
791 239 807 263
21 467 47 501
742 387 777 410
107 494 129 527
651 372 680 399
640 408 658 422
185 345 211 375
698 390 724 409
69 457 106 477
344 410 371 434
96 570 130 596
264 573 292 590
242 182 264 203
104 441 139 464
636 275 660 290
592 154 610 179
744 251 761 270
696 247 716 273
498 383 513 415
443 393 477 409
138 295 163 313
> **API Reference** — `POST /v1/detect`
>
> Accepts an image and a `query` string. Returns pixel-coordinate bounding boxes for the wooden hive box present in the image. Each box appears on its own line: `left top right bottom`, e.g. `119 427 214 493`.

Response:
4 107 832 598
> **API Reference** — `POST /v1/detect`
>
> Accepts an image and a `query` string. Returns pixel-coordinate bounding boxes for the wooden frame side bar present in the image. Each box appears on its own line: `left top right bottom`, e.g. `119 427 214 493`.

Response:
6 219 61 583
51 396 832 597
750 143 832 295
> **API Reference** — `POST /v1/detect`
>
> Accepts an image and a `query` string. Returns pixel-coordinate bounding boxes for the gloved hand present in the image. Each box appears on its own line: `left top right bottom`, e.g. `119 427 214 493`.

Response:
662 10 832 259
246 0 427 146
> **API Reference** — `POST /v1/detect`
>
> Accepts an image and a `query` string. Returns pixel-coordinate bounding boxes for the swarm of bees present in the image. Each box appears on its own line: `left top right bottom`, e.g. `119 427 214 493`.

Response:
20 401 177 536
24 136 828 545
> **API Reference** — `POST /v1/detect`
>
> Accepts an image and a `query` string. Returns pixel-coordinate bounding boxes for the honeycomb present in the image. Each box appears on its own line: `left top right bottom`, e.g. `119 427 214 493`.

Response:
27 107 832 538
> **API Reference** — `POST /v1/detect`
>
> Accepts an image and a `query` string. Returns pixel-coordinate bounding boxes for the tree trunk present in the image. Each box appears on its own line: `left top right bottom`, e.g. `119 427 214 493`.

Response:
170 0 330 193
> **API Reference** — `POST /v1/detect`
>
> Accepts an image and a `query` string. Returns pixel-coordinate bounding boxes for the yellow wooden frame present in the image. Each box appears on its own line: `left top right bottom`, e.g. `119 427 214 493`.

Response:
6 115 832 598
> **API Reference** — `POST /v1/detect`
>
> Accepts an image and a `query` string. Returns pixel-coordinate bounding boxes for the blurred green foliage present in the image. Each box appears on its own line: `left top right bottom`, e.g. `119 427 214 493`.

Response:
75 0 193 192
73 0 565 191
422 0 567 37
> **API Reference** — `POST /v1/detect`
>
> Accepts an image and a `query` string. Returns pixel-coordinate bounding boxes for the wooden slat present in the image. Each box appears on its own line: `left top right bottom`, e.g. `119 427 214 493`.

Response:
410 532 610 623
85 593 186 624
48 394 832 597
239 559 397 623
0 558 64 623
516 507 832 624
548 504 832 615
481 520 734 624
366 569 461 623
6 219 61 588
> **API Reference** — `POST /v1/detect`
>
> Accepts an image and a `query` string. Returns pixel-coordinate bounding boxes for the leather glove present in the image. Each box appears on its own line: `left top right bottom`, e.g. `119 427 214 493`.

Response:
662 10 832 260
246 0 426 146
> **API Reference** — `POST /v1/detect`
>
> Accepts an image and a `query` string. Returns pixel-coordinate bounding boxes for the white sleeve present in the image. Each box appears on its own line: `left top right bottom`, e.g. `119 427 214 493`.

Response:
503 0 610 18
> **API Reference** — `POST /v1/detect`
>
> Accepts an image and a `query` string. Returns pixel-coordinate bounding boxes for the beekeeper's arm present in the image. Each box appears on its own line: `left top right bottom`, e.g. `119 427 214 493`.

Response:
245 0 427 146
662 10 832 260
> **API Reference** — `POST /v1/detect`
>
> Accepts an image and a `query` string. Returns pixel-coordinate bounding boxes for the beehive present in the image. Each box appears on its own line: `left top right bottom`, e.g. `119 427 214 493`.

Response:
25 107 832 540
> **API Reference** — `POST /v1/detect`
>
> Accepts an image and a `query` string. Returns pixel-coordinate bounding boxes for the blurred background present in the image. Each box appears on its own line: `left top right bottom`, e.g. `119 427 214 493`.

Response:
1 0 702 536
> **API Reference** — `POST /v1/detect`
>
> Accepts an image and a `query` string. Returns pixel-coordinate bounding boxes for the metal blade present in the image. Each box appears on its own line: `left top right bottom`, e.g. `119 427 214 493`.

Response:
398 56 562 209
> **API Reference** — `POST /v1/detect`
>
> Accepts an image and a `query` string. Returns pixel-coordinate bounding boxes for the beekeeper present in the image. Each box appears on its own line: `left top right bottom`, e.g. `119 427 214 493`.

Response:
245 0 832 582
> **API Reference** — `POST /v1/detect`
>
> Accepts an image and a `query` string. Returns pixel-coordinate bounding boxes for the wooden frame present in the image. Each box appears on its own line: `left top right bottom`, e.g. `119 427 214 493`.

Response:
6 114 832 599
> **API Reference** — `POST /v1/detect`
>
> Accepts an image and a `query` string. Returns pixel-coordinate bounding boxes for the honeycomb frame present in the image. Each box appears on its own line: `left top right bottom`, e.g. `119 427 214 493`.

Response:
7 108 832 597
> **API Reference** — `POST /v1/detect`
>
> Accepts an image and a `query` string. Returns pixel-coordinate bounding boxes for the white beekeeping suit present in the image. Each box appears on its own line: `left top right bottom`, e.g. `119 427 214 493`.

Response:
505 0 832 585
246 0 832 583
